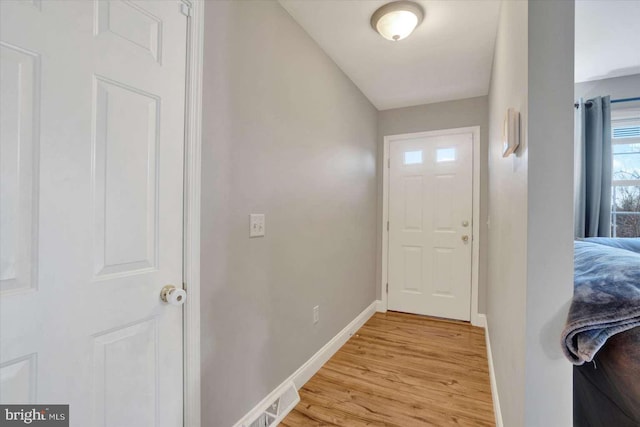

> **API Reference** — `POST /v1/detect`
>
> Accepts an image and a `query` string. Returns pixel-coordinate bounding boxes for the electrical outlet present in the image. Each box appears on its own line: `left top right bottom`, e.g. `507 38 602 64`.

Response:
249 214 265 237
313 306 319 324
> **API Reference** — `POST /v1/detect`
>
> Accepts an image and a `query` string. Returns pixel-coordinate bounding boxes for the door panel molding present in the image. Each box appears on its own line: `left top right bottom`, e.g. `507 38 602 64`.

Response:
381 126 482 327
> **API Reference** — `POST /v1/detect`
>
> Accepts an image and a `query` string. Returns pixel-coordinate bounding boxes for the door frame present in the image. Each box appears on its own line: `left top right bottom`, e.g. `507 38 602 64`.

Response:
183 1 204 427
380 126 482 327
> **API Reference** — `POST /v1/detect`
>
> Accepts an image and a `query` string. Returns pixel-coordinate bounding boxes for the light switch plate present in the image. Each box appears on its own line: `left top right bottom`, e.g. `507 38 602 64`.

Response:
249 214 265 237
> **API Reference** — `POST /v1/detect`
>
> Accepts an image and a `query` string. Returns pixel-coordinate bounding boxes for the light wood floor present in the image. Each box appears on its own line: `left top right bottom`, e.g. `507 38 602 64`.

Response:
280 311 495 427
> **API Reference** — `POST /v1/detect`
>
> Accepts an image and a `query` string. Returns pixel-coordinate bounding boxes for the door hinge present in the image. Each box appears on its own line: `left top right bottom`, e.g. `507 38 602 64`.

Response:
388 158 390 168
387 221 389 231
386 283 389 293
180 2 191 16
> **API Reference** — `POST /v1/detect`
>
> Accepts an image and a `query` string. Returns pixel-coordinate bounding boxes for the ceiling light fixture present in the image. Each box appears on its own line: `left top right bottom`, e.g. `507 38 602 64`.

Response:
371 1 424 42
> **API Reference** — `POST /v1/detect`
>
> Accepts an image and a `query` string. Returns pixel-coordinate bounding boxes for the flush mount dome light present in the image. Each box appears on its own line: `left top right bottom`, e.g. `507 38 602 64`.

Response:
371 1 424 41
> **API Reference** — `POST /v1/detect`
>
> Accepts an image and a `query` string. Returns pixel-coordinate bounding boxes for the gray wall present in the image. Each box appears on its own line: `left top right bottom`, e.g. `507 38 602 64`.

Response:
525 0 574 425
200 1 378 425
575 73 640 100
376 97 489 312
486 1 529 424
487 1 575 425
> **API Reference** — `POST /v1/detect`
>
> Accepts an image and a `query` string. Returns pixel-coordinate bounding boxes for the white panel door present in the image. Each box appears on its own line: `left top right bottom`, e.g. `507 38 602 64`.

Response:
388 132 473 320
0 1 188 426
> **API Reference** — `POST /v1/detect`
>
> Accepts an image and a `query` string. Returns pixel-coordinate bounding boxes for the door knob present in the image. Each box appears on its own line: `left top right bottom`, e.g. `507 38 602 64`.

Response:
462 220 469 227
160 285 187 306
461 235 469 243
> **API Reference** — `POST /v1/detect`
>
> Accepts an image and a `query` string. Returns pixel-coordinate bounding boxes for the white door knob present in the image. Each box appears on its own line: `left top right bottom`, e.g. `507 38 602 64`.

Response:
160 285 187 306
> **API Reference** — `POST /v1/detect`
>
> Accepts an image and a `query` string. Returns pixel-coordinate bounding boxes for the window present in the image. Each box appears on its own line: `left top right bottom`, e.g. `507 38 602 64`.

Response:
436 147 456 162
404 150 423 165
611 108 640 237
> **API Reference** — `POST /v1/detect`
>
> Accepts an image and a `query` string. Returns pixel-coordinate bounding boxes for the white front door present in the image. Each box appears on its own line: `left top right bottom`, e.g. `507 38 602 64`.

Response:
388 132 473 320
0 1 188 426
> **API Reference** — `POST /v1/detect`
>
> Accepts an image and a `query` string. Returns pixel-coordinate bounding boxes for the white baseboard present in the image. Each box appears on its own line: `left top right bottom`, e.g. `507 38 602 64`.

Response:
232 300 380 427
375 299 386 313
480 314 503 427
291 300 379 388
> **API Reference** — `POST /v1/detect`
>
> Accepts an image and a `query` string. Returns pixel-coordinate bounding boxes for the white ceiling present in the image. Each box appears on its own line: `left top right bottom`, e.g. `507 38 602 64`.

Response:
575 0 640 83
279 0 501 111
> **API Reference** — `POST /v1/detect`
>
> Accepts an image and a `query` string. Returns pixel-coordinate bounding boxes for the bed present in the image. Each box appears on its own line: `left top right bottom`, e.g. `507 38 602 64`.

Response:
563 238 640 427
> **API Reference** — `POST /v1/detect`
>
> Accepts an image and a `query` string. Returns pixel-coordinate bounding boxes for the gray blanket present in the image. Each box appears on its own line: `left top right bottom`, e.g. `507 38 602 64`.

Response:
582 237 640 254
562 239 640 365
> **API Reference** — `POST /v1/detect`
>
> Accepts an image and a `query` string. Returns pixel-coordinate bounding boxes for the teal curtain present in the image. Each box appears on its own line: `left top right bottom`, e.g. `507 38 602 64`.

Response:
574 96 612 238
